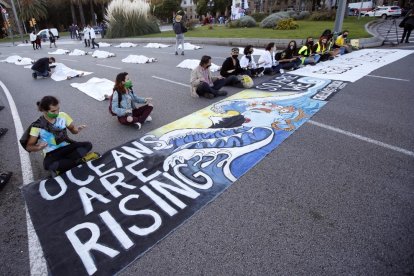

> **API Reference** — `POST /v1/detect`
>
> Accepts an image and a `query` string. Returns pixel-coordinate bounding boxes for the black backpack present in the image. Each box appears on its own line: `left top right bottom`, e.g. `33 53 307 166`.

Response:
20 116 74 152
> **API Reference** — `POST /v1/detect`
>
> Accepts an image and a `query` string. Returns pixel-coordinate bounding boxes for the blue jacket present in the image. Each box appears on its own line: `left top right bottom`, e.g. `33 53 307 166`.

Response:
111 89 146 117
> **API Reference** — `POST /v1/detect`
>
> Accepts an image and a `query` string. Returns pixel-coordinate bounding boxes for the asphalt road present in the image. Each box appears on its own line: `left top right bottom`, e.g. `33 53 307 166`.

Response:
0 38 413 275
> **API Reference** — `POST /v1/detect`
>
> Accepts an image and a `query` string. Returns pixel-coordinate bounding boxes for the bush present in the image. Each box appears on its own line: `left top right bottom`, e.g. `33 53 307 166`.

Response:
275 18 298 30
105 0 160 38
250 13 269 22
227 16 257 28
260 12 290 28
309 11 336 21
187 19 199 31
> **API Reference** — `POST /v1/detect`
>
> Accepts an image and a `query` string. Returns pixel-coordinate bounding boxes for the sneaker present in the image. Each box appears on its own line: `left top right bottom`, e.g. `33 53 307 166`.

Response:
0 128 8 138
204 93 215 99
280 69 285 74
216 90 228 96
32 72 37 79
145 115 152 122
0 171 12 189
181 52 184 55
81 152 101 163
135 122 142 129
66 76 72 80
175 51 178 55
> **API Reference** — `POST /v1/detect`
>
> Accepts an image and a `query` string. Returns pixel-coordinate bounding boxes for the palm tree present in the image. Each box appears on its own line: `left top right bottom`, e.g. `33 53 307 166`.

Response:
18 0 48 22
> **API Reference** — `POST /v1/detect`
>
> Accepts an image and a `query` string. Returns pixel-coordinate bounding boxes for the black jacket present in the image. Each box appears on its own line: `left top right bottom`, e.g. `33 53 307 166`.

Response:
173 22 186 34
220 57 242 77
31 58 50 72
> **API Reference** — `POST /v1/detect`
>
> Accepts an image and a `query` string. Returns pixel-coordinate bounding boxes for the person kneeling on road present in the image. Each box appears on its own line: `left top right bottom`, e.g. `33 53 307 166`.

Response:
190 55 239 99
25 96 99 176
110 72 153 129
31 57 55 79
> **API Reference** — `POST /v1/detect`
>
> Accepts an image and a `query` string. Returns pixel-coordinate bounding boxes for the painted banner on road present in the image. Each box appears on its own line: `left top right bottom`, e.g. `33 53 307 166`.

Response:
290 49 413 82
22 76 345 275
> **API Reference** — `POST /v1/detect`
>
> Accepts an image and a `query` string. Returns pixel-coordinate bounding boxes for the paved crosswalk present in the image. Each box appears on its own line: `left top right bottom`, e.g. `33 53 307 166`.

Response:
374 18 413 44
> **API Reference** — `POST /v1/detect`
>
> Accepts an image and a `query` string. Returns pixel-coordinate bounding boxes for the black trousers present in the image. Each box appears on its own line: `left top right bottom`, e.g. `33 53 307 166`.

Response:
196 75 239 96
43 141 92 172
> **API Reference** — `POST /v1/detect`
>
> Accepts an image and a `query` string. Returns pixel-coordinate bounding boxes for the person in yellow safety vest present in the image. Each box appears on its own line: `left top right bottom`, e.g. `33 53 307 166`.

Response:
333 30 352 55
313 36 337 62
298 37 320 65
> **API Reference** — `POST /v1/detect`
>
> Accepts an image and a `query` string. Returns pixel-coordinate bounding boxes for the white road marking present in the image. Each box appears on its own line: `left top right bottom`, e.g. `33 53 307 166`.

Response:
152 75 191 87
97 64 121 70
60 58 79 62
367 74 410 82
308 120 414 158
0 81 48 275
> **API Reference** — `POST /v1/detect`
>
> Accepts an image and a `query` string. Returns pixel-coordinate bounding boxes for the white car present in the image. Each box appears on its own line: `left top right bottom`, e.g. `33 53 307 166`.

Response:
361 6 401 18
37 28 59 41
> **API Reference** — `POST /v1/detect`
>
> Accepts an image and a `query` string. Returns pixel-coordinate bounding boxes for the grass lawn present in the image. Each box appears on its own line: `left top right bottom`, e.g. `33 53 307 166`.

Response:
141 17 375 39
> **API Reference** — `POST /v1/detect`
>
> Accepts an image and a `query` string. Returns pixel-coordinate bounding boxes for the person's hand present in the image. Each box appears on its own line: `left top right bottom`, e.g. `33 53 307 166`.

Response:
126 116 133 123
217 76 224 79
77 124 86 132
145 97 153 104
228 69 235 73
37 142 47 151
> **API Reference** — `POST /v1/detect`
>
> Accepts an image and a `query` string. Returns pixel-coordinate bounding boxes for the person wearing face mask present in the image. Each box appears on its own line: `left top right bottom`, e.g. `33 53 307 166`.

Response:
240 45 265 77
313 36 336 62
111 72 153 129
276 40 302 70
31 57 56 79
25 96 99 175
220 48 244 78
258 42 281 75
334 30 352 55
298 37 320 65
191 55 238 98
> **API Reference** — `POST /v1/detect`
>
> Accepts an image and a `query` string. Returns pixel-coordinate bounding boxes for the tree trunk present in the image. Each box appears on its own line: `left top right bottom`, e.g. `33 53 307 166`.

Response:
70 1 77 24
101 3 105 21
78 0 86 26
90 0 96 25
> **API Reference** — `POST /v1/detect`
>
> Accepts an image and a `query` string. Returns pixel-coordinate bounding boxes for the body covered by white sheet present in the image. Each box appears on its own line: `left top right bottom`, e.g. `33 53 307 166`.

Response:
70 77 114 101
51 63 92 81
177 59 221 72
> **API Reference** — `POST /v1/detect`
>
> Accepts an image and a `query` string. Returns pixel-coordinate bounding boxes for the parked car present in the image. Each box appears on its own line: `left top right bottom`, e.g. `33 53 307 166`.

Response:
92 25 103 35
37 28 59 42
360 6 401 18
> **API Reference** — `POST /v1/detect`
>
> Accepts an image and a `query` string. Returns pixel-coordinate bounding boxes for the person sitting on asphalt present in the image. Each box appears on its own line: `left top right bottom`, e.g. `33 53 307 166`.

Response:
334 30 352 55
190 55 239 99
31 57 55 79
220 48 244 78
298 37 320 65
313 36 335 62
276 40 302 71
239 45 265 77
111 72 153 129
258 42 281 75
25 96 100 176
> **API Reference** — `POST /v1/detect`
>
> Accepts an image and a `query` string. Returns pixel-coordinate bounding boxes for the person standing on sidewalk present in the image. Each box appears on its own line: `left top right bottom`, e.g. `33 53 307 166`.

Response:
83 26 91 48
88 25 100 49
49 30 57 48
400 11 414 43
173 15 187 56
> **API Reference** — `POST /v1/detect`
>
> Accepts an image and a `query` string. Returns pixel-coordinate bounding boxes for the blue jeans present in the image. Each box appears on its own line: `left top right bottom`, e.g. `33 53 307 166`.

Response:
33 70 50 77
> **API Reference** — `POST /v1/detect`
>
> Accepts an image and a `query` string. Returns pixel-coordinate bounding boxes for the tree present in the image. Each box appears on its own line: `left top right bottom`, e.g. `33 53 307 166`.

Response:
153 0 181 22
18 0 48 22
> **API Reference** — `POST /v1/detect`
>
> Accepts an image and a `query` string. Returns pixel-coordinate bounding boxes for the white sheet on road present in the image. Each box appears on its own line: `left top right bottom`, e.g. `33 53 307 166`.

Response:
98 42 111 47
114 42 137 48
177 43 202 50
68 49 88 56
91 50 116 58
238 47 267 57
48 49 70 55
51 63 92 81
122 55 157 64
289 49 414 82
144 43 170 48
70 77 114 101
177 59 221 72
0 55 34 65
